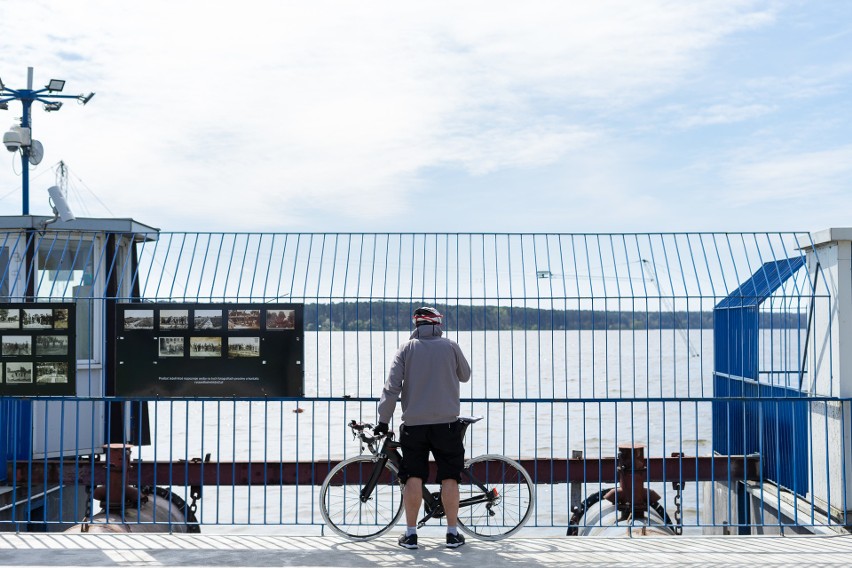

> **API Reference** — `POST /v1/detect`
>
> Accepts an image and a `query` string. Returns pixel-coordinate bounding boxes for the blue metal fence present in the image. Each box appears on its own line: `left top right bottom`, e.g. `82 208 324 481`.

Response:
1 230 846 534
713 256 811 498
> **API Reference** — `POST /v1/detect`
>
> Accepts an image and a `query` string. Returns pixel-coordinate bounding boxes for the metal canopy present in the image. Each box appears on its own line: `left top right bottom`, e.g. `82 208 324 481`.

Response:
0 215 159 241
715 255 805 309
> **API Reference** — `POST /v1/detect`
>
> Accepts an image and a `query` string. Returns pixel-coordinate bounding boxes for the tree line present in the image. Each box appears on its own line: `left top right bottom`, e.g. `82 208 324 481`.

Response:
300 302 804 331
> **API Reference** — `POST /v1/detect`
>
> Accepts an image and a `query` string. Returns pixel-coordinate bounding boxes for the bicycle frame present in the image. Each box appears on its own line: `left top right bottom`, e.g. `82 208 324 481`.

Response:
359 430 496 528
358 436 402 503
419 469 498 527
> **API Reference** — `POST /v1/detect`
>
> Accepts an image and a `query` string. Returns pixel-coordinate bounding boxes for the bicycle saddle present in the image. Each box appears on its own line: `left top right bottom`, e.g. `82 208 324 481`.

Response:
458 416 484 424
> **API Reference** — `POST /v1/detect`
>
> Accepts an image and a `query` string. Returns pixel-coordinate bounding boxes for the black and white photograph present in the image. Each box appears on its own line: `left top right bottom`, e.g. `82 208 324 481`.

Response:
189 336 222 357
53 308 69 329
159 337 184 357
228 309 260 330
5 362 33 384
36 362 69 384
35 335 69 356
124 309 155 330
194 309 222 330
228 337 260 358
2 335 31 356
0 309 20 329
160 309 189 330
22 308 53 329
267 309 296 330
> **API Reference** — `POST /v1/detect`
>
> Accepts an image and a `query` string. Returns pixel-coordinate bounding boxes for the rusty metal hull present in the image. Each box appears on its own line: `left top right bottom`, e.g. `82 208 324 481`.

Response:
14 455 760 486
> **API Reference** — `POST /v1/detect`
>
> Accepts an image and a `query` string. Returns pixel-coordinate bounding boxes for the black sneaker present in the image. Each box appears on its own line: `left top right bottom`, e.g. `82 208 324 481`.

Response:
398 533 418 549
445 532 465 548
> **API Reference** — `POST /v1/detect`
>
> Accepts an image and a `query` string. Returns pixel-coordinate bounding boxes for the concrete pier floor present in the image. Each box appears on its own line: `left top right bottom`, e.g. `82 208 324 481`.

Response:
1 531 852 567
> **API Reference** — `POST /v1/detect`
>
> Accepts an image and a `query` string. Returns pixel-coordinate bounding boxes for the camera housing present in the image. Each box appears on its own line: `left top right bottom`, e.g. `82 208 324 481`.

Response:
3 129 21 152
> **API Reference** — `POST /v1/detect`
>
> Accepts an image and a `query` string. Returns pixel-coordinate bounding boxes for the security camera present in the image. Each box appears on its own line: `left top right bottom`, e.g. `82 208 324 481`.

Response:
47 185 75 223
3 129 21 152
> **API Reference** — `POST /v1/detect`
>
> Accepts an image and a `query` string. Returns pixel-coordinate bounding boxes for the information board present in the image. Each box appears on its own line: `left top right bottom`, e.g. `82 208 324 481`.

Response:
115 303 304 397
0 303 76 396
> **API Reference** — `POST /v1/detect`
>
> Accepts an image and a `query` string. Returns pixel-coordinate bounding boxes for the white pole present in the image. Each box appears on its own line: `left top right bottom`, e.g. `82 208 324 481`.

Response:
804 227 852 519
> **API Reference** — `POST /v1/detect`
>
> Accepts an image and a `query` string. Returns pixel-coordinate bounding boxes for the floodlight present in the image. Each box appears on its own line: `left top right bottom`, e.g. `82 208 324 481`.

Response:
43 101 63 112
78 92 95 105
46 79 65 92
47 185 75 222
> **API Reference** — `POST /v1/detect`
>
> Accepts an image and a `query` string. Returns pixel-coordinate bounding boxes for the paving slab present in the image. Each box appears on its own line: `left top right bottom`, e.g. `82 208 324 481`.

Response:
0 532 851 567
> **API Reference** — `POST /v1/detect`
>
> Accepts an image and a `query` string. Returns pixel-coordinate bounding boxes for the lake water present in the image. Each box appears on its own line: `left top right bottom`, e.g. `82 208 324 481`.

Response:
134 329 796 534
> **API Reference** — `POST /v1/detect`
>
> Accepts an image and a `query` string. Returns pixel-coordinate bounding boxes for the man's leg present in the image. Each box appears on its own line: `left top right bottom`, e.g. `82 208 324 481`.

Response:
397 425 428 549
441 478 460 527
431 422 466 547
404 476 424 528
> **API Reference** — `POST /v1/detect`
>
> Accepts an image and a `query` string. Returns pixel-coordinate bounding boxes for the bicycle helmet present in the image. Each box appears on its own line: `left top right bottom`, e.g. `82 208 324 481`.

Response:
413 306 442 326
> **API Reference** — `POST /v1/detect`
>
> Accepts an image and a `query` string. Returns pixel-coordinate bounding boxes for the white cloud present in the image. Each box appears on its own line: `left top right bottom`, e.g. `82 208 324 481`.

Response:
724 145 852 206
680 104 777 127
0 1 782 230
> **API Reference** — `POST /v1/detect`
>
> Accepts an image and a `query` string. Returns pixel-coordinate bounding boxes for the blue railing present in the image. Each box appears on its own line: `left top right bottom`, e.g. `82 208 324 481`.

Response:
1 230 844 534
713 376 809 496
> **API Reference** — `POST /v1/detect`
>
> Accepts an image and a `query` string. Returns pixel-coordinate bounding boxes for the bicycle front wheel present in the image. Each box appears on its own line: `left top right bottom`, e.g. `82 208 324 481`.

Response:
457 454 535 540
319 455 404 540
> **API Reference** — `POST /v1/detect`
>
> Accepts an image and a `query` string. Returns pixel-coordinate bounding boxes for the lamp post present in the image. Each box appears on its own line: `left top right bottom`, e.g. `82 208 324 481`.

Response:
0 67 95 215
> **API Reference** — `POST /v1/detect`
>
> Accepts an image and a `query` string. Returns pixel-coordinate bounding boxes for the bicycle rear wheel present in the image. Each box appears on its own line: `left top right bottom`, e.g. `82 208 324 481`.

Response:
457 454 534 540
319 455 404 540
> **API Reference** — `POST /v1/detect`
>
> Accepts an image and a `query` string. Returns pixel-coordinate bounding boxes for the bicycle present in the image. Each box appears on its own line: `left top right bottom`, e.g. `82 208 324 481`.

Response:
319 416 535 541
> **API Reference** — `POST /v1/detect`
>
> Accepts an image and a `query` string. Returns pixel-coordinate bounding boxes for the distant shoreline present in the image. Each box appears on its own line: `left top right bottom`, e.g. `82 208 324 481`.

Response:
301 301 804 331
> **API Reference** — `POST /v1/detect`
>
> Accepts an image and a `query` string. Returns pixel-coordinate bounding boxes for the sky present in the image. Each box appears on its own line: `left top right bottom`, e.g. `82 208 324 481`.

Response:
0 1 851 233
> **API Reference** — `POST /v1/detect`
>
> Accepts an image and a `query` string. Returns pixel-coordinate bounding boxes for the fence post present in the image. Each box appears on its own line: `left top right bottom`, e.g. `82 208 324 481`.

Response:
570 450 583 514
803 227 852 521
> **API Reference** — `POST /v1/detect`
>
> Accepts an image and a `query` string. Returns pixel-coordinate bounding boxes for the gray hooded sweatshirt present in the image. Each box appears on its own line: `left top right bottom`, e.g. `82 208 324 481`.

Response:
377 325 471 426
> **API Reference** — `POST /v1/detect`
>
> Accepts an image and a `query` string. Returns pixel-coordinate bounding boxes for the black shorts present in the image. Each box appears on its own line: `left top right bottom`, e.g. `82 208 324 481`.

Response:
398 421 465 483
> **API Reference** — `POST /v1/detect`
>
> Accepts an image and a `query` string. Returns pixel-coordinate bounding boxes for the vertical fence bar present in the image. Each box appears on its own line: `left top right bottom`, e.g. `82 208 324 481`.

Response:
1 230 844 534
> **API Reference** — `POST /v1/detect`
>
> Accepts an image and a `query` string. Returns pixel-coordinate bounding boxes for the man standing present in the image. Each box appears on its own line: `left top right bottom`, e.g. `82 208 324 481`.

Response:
374 306 471 549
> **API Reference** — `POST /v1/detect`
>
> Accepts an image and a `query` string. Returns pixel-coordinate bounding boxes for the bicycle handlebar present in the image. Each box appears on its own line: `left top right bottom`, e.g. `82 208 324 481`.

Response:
348 420 393 445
